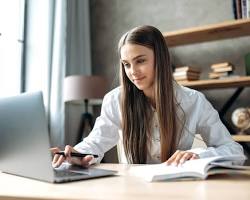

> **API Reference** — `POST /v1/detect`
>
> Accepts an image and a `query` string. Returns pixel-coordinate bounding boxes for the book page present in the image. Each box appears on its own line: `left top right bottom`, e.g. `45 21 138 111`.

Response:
129 155 246 182
210 161 250 170
129 157 218 182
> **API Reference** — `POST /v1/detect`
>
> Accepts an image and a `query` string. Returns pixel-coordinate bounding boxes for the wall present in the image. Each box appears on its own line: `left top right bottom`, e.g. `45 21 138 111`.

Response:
89 0 250 161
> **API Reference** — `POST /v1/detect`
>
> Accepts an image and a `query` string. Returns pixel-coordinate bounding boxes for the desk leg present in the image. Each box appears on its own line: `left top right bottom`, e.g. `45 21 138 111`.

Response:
219 87 244 133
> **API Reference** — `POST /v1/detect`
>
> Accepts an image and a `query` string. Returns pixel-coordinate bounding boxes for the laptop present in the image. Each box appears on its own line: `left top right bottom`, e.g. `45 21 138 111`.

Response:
0 91 116 183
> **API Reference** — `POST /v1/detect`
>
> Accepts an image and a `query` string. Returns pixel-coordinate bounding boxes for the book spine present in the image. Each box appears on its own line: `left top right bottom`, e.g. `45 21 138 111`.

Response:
173 71 200 76
236 0 242 19
213 66 234 73
242 0 248 18
247 0 250 17
233 0 237 19
211 62 230 69
175 66 201 73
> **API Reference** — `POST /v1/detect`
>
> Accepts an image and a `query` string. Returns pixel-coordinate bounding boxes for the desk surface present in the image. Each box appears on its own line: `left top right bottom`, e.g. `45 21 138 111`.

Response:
0 164 250 200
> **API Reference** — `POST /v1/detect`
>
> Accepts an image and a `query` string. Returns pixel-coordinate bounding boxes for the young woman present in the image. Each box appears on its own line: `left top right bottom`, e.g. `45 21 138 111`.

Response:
52 25 244 168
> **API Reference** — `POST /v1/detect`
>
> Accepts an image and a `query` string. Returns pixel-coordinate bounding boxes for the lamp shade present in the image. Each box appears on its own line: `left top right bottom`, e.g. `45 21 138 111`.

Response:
64 75 108 103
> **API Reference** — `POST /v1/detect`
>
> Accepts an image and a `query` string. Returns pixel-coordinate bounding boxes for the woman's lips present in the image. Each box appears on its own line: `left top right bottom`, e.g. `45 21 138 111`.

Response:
133 77 145 82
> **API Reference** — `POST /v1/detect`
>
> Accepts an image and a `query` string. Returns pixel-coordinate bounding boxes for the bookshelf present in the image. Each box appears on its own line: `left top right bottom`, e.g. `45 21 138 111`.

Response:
178 76 250 90
164 19 250 46
164 19 250 142
232 135 250 142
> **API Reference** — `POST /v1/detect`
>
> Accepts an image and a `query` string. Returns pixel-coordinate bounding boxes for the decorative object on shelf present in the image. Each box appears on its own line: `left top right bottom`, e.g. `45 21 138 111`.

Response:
173 66 201 81
64 75 108 143
231 107 250 134
245 52 250 76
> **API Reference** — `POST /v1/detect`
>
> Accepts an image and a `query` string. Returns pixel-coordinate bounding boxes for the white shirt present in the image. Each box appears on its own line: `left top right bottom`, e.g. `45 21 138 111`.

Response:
74 85 244 164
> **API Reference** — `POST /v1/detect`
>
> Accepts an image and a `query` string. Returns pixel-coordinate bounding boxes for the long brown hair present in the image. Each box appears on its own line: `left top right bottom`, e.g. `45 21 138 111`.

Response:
118 25 179 164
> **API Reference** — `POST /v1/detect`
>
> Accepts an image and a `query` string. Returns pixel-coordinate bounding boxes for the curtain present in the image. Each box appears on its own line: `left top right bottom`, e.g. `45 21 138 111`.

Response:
49 0 67 147
24 0 66 147
24 0 91 147
65 0 92 146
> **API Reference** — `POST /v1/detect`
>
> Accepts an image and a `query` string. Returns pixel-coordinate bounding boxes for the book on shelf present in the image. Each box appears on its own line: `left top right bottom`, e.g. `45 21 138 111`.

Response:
234 0 242 19
173 71 200 77
233 0 250 19
173 66 201 81
241 0 250 18
174 66 201 73
209 62 235 79
174 75 199 81
208 71 232 79
129 155 249 182
211 62 232 69
213 66 234 73
249 0 250 18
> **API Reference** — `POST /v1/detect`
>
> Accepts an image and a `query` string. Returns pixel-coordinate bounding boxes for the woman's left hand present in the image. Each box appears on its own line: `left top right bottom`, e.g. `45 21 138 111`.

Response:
165 150 199 166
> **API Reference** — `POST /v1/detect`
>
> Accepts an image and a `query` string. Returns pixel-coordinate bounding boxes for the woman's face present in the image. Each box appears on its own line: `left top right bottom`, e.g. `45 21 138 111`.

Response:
120 43 155 97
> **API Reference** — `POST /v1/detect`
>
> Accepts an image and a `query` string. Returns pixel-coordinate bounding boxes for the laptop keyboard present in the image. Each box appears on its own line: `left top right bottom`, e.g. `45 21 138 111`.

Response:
54 170 87 177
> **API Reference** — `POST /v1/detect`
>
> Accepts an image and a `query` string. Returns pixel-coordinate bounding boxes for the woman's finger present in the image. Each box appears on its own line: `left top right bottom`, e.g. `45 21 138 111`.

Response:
68 155 93 167
179 153 193 164
171 151 186 165
166 150 181 165
190 153 199 160
50 147 60 154
64 145 73 157
52 153 60 164
51 147 62 168
166 151 199 166
52 155 65 168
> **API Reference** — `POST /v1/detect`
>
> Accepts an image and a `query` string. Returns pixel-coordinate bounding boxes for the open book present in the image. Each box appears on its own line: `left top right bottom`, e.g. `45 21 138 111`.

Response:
129 155 250 182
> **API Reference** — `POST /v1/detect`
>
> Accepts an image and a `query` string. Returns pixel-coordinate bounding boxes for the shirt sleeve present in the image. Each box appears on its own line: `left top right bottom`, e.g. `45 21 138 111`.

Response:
191 92 244 159
74 90 121 164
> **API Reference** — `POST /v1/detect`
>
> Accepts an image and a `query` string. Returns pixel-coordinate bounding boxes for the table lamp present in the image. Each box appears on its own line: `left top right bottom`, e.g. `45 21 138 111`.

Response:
64 75 108 143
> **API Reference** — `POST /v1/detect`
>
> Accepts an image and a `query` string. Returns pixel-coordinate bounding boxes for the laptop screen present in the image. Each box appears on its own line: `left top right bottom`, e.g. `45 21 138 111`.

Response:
0 91 116 183
0 92 57 182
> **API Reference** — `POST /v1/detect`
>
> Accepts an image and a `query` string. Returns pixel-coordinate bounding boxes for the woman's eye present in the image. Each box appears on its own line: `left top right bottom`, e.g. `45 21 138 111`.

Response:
137 59 145 64
123 63 130 68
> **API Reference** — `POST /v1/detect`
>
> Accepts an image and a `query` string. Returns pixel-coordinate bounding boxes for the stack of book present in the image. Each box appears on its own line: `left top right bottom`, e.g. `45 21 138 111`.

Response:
209 62 234 79
173 66 201 81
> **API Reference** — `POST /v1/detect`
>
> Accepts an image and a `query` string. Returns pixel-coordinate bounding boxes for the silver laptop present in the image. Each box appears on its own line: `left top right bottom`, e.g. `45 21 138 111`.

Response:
0 91 116 183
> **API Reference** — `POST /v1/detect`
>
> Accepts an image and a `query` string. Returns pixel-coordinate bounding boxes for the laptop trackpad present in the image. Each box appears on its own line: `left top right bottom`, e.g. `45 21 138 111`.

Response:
53 162 117 182
54 162 90 175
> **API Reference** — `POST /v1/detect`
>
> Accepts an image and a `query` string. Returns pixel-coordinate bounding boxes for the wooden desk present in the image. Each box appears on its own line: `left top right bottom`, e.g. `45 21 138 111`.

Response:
0 164 250 200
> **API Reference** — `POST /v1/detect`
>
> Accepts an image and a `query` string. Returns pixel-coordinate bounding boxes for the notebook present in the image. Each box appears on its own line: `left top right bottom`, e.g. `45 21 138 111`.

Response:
0 91 116 183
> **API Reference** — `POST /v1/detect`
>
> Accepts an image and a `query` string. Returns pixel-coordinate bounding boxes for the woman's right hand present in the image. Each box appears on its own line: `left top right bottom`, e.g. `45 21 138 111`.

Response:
50 145 94 168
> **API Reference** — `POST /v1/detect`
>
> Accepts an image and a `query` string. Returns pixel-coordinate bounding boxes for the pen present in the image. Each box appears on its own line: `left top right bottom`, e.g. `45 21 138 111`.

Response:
55 151 98 158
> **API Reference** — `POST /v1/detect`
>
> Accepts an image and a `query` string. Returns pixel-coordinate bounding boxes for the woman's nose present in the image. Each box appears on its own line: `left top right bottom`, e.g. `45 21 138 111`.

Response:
130 65 138 75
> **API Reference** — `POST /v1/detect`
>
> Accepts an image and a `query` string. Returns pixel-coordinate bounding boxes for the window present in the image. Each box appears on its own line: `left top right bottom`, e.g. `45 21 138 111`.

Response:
0 0 25 97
